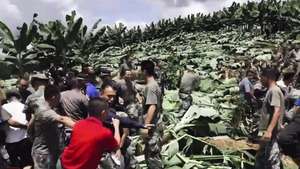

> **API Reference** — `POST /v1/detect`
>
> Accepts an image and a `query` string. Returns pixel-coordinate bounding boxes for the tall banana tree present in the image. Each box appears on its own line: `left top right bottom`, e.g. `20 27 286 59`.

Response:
72 19 106 65
36 10 83 68
0 17 38 75
105 23 127 47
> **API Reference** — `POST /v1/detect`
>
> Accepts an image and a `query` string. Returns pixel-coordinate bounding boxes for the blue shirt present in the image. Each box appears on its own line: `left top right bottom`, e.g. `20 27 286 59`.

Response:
86 83 100 99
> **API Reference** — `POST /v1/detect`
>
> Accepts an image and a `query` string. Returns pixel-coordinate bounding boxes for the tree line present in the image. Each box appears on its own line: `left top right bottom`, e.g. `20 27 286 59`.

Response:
0 0 299 76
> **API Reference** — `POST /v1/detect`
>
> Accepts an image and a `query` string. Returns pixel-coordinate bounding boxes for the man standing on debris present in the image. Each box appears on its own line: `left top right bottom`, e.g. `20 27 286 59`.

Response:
178 65 200 117
255 68 284 169
239 69 257 113
119 55 133 76
115 68 141 119
140 60 164 169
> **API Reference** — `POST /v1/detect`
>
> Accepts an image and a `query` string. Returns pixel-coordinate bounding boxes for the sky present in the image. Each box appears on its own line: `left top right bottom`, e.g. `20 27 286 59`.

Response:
0 0 259 31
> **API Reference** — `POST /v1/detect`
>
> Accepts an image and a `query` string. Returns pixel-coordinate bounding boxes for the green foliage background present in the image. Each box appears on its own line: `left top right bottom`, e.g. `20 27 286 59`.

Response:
0 0 300 168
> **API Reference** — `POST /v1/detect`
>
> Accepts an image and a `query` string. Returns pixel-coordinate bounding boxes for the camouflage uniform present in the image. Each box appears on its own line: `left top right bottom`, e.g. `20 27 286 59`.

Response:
178 92 192 117
126 103 143 123
24 86 45 122
124 138 140 169
143 79 163 169
31 99 63 169
116 112 140 169
144 118 164 169
255 138 283 169
100 153 125 169
178 70 200 117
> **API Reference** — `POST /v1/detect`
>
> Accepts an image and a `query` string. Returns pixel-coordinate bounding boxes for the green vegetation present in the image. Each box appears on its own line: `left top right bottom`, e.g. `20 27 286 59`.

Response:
0 0 299 76
0 0 299 168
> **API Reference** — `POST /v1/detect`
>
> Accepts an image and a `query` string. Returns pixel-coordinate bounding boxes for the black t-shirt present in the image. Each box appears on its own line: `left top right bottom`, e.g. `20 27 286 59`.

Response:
19 89 32 104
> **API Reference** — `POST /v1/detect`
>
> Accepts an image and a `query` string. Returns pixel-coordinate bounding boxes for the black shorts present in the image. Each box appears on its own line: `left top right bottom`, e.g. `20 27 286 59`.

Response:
278 119 300 158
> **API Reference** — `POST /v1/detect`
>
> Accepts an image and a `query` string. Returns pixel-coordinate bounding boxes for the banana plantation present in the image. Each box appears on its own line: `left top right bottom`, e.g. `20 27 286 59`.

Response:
0 0 300 168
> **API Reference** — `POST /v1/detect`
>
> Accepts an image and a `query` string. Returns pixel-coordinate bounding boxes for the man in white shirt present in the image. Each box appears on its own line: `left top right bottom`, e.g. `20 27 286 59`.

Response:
2 90 33 168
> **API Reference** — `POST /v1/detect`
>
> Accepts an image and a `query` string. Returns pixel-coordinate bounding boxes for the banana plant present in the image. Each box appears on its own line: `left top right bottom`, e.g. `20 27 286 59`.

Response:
71 19 106 65
36 10 83 68
0 16 38 75
104 23 127 48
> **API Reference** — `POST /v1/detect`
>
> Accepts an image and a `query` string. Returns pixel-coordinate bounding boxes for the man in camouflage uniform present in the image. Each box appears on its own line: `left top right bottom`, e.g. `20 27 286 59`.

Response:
154 59 166 96
255 68 284 169
30 85 75 169
178 65 200 117
24 74 49 122
140 60 163 169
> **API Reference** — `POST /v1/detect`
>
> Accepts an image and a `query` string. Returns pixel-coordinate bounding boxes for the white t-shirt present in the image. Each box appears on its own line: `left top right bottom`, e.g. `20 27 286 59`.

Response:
2 101 28 143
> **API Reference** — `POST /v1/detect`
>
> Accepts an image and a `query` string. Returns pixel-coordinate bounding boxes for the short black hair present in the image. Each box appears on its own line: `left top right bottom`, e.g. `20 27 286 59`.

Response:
261 68 280 81
141 60 155 76
6 90 21 100
44 85 60 100
66 78 79 89
88 98 109 117
101 80 117 91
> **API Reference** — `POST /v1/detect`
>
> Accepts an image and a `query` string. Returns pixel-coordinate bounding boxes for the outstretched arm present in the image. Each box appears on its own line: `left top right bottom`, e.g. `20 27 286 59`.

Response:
56 116 75 128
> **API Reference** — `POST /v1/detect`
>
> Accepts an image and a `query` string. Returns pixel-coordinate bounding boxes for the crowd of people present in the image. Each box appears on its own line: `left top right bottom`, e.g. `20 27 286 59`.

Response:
0 45 300 169
0 58 164 169
238 45 300 169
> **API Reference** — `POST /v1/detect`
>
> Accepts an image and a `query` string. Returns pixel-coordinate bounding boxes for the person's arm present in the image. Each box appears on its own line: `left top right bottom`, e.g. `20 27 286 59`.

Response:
120 128 129 148
263 90 283 140
56 116 75 128
136 92 143 104
1 107 27 129
7 118 27 129
145 105 156 125
112 118 121 144
27 115 35 138
264 107 281 139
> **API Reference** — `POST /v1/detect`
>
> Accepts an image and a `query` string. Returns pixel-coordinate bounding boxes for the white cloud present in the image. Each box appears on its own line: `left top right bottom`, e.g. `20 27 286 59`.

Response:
150 0 261 19
0 0 22 29
0 0 263 32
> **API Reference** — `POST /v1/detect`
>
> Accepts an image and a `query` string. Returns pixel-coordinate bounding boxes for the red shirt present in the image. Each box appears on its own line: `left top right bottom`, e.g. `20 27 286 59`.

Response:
61 117 118 169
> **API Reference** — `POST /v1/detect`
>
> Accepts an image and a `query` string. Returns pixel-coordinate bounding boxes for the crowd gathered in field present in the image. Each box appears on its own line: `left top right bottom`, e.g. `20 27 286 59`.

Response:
0 45 300 169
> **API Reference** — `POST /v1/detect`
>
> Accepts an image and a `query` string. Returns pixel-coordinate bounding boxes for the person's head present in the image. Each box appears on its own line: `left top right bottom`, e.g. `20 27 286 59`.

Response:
140 60 155 78
101 83 116 104
283 72 295 86
120 68 133 80
88 98 109 120
260 68 280 88
44 85 61 108
86 72 97 84
67 78 84 90
81 64 90 74
6 90 21 102
124 70 133 81
246 70 258 82
18 78 30 91
31 74 49 91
